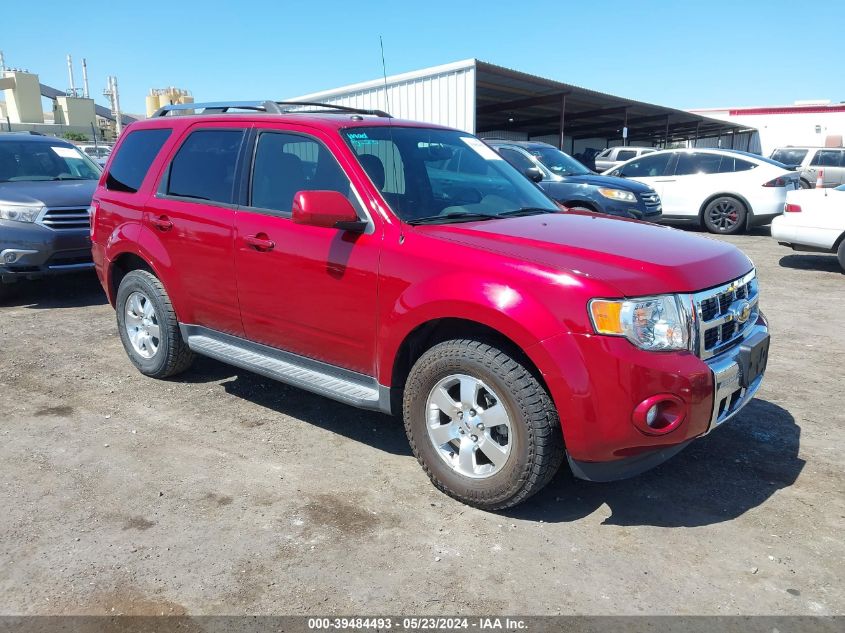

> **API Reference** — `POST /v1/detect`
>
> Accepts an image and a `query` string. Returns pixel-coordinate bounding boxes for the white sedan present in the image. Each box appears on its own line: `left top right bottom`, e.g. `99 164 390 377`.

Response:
603 148 800 234
771 185 845 271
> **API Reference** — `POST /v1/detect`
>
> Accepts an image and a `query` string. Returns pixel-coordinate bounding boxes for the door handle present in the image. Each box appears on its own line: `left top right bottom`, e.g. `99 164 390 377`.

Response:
151 215 173 231
245 234 275 251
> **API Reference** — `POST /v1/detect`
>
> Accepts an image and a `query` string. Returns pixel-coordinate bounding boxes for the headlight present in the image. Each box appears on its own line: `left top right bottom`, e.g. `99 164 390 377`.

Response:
0 204 43 223
589 295 691 351
597 188 637 203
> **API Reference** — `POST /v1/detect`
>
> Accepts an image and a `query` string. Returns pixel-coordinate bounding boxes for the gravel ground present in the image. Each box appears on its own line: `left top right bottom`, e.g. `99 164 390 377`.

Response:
0 229 842 616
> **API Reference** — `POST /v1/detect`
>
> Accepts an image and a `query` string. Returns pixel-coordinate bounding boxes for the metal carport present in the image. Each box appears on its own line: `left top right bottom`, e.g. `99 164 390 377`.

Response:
290 59 755 152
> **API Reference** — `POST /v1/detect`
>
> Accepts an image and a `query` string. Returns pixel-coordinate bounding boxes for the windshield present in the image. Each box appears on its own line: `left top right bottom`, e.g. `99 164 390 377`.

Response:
341 127 558 224
529 146 591 176
0 141 101 183
770 148 808 166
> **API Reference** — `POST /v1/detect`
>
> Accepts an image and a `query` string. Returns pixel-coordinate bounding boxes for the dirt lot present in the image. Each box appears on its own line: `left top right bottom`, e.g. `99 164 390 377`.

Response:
0 229 842 616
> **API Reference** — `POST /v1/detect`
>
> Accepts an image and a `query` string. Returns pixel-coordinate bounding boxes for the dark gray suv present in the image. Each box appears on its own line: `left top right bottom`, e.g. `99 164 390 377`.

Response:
0 133 100 299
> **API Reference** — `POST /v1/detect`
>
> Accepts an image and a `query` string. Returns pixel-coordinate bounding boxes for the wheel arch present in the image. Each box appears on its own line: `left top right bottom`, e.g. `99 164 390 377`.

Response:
387 317 553 416
698 191 753 228
109 252 157 303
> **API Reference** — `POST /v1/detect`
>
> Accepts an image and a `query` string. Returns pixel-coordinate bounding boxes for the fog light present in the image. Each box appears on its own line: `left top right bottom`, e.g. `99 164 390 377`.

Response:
632 395 686 436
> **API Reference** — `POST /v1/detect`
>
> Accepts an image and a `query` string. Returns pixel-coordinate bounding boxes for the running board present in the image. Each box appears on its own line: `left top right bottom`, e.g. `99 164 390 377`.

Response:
181 325 391 413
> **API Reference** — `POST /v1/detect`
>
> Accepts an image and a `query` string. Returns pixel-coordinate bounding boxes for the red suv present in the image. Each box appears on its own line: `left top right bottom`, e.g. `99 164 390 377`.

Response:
91 101 770 509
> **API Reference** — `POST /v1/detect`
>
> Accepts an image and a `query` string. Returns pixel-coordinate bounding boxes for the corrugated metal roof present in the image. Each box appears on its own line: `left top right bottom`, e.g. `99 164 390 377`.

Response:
290 58 749 144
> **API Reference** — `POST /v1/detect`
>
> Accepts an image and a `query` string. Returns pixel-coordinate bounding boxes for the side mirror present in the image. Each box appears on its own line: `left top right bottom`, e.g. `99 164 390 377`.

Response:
291 190 367 232
524 167 544 183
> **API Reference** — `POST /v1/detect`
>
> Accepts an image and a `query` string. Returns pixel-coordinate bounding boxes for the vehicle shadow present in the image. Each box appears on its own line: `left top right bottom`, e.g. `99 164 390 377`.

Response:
180 355 412 456
506 399 804 527
0 273 107 309
779 253 842 274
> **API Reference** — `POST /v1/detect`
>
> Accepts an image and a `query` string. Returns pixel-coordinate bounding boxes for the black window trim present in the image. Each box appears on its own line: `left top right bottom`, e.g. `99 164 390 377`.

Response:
239 128 371 231
156 125 250 209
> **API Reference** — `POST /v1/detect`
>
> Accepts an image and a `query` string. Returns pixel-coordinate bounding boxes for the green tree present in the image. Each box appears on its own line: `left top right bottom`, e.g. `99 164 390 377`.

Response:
62 132 88 142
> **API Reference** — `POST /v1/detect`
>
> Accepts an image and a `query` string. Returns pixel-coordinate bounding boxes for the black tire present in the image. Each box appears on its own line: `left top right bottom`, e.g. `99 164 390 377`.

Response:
115 270 194 378
837 239 845 273
702 196 747 235
403 339 564 510
800 179 811 190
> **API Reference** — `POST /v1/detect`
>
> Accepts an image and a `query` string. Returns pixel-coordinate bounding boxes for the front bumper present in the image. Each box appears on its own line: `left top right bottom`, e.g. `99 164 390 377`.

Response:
538 316 769 481
0 220 93 283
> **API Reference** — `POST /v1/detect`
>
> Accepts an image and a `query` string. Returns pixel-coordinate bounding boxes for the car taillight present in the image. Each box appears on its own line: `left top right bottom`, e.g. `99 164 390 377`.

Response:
784 203 802 213
763 177 789 187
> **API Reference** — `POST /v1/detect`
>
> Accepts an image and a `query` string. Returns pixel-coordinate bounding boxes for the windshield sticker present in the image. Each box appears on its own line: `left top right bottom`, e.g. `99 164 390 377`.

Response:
50 146 80 159
460 137 503 161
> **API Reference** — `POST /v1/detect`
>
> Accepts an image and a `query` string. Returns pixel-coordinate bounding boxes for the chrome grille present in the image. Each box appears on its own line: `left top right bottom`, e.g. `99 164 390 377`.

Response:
638 191 662 216
39 207 90 231
692 270 759 360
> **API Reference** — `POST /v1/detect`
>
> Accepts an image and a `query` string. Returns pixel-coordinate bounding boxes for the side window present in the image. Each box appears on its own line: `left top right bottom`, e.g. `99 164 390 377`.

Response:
725 158 756 173
250 132 351 213
640 149 656 155
106 128 171 193
674 152 722 176
497 147 536 173
167 129 244 204
618 153 671 178
616 149 637 162
596 148 612 158
810 150 840 167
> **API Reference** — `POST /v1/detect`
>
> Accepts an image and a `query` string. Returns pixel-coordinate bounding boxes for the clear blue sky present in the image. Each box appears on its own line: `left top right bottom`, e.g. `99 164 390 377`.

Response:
3 0 843 116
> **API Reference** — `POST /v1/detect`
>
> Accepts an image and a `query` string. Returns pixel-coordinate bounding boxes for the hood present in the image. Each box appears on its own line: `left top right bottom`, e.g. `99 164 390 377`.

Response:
555 173 654 193
415 212 752 297
0 180 98 208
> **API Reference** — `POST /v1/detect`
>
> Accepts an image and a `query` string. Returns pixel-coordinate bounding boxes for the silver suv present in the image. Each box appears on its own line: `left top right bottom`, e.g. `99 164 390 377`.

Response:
769 147 845 188
594 146 657 172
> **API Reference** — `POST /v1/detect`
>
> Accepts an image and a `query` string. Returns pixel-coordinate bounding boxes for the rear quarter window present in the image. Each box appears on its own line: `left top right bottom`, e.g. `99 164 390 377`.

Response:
106 129 172 193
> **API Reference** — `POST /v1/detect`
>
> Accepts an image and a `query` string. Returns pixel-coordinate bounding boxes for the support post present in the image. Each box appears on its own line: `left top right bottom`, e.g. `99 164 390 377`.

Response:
664 115 670 149
558 94 566 151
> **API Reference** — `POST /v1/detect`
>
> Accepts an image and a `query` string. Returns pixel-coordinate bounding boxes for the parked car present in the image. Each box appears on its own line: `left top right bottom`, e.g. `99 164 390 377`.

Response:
594 146 657 172
604 148 799 234
92 101 769 510
77 144 113 167
769 146 845 189
0 133 101 300
486 140 661 221
771 185 845 271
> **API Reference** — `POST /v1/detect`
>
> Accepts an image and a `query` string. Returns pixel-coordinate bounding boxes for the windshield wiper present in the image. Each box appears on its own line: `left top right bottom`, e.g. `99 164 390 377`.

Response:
52 175 90 181
495 207 557 218
407 212 499 225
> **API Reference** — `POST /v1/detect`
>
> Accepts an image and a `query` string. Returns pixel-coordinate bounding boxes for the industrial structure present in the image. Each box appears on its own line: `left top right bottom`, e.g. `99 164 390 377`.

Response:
289 59 753 155
145 88 194 118
0 52 136 140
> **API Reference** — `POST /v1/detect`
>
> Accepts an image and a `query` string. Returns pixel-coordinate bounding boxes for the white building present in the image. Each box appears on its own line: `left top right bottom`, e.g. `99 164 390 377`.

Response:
689 101 845 156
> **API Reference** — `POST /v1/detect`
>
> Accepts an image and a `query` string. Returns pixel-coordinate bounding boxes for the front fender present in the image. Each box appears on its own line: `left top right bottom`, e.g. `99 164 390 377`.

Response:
377 271 568 386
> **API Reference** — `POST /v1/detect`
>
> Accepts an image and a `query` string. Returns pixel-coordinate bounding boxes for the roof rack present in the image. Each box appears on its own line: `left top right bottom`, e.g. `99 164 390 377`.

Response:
152 100 391 118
